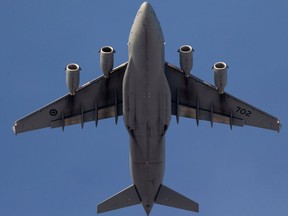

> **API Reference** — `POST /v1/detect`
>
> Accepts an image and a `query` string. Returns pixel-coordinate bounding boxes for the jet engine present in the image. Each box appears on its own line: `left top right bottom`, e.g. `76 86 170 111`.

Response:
178 45 194 77
213 62 228 94
66 63 80 95
100 46 115 78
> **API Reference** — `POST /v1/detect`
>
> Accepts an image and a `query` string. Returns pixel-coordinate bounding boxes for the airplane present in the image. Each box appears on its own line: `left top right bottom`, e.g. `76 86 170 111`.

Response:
13 2 281 215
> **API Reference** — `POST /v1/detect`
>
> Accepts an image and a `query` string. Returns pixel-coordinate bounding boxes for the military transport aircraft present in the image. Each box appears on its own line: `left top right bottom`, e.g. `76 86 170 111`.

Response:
13 2 281 215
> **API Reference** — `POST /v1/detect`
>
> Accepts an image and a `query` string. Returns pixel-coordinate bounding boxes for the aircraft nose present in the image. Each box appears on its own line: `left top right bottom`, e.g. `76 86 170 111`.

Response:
128 1 164 53
140 2 152 11
138 1 156 24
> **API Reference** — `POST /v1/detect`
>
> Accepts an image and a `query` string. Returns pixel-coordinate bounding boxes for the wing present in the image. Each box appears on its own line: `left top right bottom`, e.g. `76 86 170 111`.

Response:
165 63 281 132
13 63 127 134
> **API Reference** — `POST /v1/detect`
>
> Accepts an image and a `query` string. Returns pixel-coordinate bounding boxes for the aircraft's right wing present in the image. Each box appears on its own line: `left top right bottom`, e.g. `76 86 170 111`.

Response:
165 63 281 132
13 63 127 134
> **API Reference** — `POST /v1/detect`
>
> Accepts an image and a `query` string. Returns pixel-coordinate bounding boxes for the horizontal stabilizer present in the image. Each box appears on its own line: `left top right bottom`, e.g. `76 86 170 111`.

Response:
97 185 141 213
155 184 199 212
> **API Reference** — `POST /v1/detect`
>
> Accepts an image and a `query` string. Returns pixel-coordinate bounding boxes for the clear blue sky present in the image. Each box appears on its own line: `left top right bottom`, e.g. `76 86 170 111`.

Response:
1 1 287 216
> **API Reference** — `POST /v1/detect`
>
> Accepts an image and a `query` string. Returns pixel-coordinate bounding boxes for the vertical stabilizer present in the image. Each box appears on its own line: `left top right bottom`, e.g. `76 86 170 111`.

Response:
155 184 199 212
97 185 141 214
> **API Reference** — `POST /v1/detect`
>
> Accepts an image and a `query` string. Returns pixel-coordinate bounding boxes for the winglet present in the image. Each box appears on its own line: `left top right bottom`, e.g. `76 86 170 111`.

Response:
97 185 141 214
277 120 282 133
12 123 17 135
155 184 199 212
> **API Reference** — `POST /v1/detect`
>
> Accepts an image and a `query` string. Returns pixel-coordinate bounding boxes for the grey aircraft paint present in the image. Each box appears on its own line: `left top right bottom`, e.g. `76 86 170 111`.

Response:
123 2 171 213
13 1 281 215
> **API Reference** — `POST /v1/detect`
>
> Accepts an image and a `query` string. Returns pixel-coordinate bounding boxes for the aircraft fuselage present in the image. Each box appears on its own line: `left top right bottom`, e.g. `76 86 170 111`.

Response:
123 2 171 213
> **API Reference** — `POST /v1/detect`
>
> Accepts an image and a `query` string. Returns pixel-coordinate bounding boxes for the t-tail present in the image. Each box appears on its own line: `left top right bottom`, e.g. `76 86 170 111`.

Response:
97 184 199 215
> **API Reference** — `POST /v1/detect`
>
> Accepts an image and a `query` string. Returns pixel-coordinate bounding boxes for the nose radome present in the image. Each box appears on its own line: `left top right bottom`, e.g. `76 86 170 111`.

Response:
139 2 155 18
140 2 152 11
137 1 158 26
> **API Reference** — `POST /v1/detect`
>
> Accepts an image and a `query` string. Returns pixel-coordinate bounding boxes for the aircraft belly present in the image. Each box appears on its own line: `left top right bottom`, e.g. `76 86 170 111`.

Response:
123 55 171 205
122 4 171 210
123 60 171 135
129 136 165 209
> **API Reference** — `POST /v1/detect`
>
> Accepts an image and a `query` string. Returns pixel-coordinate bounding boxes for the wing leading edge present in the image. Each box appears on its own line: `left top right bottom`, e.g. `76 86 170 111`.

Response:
165 63 281 132
13 63 127 134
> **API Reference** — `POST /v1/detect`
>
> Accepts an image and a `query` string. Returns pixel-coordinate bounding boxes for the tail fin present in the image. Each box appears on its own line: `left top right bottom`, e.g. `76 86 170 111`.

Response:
97 185 141 214
155 184 199 212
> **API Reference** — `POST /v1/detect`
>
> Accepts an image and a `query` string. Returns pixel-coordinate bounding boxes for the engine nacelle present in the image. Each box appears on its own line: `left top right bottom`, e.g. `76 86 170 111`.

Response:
213 62 228 94
179 45 194 77
100 46 115 78
66 63 80 95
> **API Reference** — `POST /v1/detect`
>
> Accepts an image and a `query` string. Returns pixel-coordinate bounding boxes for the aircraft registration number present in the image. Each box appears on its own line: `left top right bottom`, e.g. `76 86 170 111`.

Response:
236 106 252 117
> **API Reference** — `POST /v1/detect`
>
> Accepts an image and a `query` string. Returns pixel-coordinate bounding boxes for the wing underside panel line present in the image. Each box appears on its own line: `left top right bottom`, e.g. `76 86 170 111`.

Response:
50 105 122 128
175 103 244 127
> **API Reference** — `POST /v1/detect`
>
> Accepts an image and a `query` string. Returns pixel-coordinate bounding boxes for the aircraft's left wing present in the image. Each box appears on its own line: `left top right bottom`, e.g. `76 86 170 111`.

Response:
13 63 127 134
165 63 281 132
